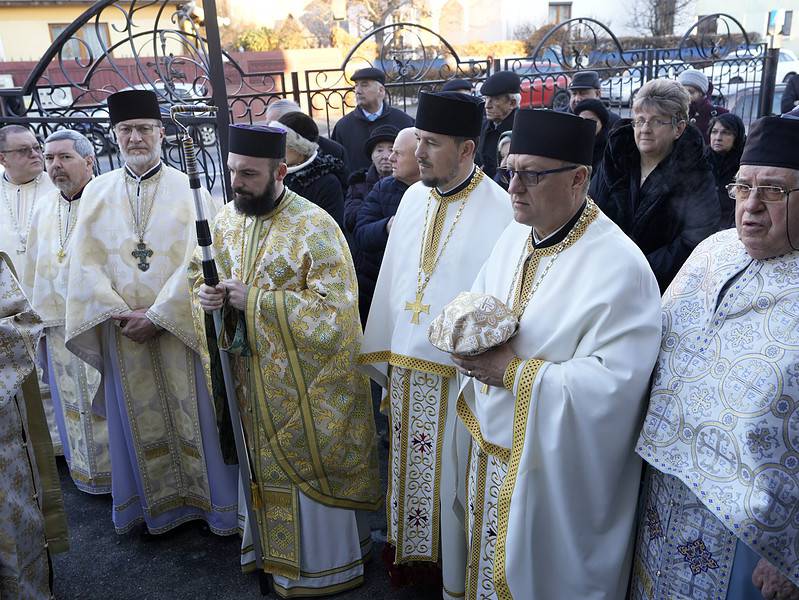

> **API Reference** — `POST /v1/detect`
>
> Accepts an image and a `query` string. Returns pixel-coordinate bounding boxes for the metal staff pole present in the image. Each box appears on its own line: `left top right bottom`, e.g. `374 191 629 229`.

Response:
170 105 269 595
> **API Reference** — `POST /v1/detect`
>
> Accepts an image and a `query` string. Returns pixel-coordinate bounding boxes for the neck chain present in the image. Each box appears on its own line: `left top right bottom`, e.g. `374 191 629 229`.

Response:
507 200 598 317
124 166 162 272
56 196 78 262
404 168 484 324
1 176 40 254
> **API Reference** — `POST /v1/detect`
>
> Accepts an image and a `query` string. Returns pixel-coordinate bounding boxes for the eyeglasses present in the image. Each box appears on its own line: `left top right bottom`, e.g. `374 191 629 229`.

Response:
726 183 799 203
0 143 44 156
115 124 157 137
631 117 680 130
497 165 580 188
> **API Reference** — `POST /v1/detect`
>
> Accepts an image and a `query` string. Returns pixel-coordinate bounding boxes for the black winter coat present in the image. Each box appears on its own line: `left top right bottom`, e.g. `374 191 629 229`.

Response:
331 102 414 175
589 121 719 291
353 176 410 323
782 74 799 114
476 109 515 179
317 136 350 190
283 153 346 229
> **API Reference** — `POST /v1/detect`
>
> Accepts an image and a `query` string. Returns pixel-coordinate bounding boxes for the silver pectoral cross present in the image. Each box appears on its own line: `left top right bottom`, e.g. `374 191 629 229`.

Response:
132 241 153 272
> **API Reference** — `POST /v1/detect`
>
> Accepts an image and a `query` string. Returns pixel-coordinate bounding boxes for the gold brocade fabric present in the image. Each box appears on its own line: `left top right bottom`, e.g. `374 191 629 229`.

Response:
0 254 67 600
189 190 380 578
64 166 219 517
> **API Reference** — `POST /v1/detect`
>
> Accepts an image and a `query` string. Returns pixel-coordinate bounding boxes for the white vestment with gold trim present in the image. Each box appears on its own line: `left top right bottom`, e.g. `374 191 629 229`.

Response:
360 168 512 599
23 188 111 493
459 205 662 599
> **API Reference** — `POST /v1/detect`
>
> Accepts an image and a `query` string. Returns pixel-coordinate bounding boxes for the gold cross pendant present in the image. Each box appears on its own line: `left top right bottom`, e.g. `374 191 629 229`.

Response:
57 248 66 262
405 291 430 325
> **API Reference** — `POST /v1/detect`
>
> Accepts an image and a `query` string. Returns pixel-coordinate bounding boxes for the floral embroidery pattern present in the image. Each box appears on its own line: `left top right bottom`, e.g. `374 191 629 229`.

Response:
678 539 719 575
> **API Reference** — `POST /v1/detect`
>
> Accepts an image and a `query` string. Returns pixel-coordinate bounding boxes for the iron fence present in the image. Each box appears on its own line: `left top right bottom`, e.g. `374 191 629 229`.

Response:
0 2 780 203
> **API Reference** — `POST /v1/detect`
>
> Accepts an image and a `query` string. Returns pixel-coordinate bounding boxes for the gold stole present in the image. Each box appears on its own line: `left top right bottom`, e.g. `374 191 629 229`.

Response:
236 215 303 580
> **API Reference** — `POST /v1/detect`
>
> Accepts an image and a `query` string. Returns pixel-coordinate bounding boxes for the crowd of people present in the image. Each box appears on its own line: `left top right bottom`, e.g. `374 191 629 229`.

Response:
1 60 798 600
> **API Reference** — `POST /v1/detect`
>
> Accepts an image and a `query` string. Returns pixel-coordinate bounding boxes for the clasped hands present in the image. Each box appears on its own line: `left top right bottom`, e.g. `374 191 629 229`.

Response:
450 342 516 388
110 308 162 343
198 279 248 313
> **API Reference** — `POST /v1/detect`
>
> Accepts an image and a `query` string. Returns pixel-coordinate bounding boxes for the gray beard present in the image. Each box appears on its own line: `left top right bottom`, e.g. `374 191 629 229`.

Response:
120 145 161 171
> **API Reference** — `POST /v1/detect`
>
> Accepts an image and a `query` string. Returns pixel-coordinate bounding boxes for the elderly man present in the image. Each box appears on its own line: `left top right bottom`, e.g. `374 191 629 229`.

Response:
332 67 414 174
0 125 54 279
442 79 473 94
191 124 379 597
476 70 520 179
0 253 68 600
24 130 110 494
360 91 513 598
564 70 621 128
64 89 237 536
353 126 419 322
447 109 662 599
631 117 799 600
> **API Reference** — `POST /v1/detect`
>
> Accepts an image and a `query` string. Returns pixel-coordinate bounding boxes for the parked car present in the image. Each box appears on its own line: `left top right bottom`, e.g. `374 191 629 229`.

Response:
601 60 685 106
519 74 570 110
703 49 799 88
720 83 786 128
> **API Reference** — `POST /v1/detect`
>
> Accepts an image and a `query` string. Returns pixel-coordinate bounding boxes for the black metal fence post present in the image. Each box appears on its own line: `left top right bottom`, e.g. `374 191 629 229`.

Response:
759 46 779 117
291 72 302 106
202 0 232 200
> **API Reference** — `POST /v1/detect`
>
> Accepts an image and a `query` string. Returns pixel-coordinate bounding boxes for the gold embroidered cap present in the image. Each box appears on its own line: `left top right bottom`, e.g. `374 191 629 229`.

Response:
427 292 518 356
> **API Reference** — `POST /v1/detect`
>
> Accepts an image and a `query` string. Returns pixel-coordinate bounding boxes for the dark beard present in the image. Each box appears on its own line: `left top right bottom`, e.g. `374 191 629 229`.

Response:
233 180 279 216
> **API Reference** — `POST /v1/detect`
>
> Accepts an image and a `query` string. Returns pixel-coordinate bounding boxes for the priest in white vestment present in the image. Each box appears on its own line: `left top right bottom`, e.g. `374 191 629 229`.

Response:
631 117 799 600
0 253 68 599
24 129 111 494
359 90 513 598
0 124 61 455
64 90 237 536
192 124 380 597
445 109 662 600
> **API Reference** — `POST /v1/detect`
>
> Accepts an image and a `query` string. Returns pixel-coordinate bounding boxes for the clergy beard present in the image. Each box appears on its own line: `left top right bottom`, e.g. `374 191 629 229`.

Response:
419 161 460 189
120 143 162 171
233 179 279 216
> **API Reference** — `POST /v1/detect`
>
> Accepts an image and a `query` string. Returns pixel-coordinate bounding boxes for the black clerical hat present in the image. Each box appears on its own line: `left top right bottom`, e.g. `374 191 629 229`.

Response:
228 124 286 159
351 67 385 85
364 124 399 156
108 90 161 125
480 71 521 96
740 116 799 170
569 71 601 90
509 109 595 166
442 78 473 92
415 91 484 138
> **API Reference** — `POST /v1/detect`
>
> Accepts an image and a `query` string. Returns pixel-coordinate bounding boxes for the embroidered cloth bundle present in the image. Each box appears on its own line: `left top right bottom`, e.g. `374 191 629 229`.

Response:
427 292 518 356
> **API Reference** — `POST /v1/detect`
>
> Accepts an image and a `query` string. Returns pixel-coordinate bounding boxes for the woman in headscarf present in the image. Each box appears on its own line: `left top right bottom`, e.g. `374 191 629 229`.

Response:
573 98 610 179
705 113 746 230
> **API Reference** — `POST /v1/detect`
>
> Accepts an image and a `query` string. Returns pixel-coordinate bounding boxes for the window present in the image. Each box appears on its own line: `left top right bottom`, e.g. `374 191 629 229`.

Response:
49 23 111 60
548 2 572 24
782 10 793 36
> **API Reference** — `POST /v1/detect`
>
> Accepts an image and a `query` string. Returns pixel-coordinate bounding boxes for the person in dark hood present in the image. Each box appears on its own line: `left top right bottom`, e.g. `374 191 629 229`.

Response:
705 113 746 229
573 98 610 177
492 130 513 190
274 111 346 228
589 78 719 291
678 68 728 144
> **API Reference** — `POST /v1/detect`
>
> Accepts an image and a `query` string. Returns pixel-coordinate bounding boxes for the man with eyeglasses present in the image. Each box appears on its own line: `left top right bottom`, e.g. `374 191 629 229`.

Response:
0 125 54 281
62 89 238 539
359 90 512 598
23 130 111 496
630 116 799 600
441 108 662 599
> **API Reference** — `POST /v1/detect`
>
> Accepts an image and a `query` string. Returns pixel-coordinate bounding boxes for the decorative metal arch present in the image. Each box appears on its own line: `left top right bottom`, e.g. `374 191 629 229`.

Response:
677 12 759 61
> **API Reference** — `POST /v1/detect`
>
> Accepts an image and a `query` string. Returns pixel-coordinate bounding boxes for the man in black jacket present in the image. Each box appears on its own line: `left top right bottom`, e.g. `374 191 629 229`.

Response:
475 70 520 179
563 70 621 130
352 126 419 324
331 68 414 175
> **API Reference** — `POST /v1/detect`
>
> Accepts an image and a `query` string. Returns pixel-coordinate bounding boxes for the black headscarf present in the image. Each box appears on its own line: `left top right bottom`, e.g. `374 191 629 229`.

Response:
704 113 746 229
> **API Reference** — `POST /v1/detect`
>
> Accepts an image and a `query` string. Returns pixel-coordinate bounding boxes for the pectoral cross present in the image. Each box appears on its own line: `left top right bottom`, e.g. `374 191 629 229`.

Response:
132 241 153 272
57 249 66 262
405 291 430 325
